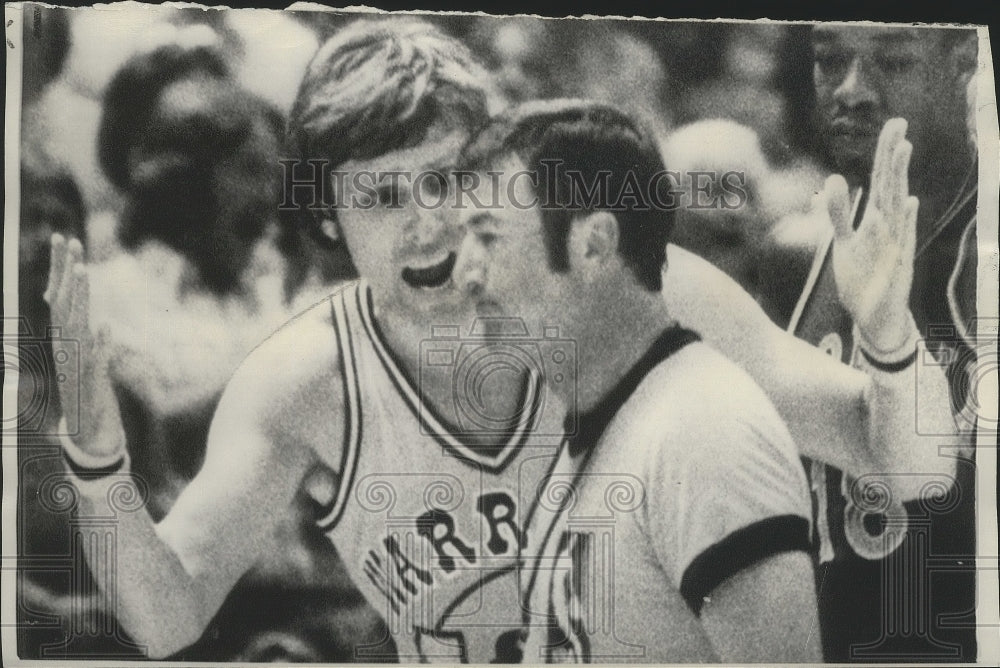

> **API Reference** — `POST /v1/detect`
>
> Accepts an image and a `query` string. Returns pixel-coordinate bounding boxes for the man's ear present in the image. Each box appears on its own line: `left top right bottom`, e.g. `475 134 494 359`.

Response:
567 211 619 277
303 210 342 249
319 217 341 243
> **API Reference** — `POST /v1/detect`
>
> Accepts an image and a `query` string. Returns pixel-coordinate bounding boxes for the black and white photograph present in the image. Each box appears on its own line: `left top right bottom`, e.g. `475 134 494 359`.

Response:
3 2 998 665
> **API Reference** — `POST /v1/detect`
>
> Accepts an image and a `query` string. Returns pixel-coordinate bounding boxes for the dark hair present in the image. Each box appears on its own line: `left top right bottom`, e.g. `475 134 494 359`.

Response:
459 99 672 292
98 44 230 190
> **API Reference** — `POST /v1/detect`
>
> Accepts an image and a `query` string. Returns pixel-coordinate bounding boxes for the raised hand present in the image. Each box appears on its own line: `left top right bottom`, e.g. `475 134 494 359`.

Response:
826 118 919 354
44 234 124 458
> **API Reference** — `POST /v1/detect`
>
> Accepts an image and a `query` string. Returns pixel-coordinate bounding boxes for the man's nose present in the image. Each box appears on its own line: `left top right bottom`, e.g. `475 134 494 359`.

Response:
406 206 448 251
833 57 879 110
454 233 487 296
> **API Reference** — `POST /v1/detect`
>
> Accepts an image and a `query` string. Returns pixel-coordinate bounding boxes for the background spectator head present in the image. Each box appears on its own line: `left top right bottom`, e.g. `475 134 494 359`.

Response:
661 119 769 289
471 17 561 103
811 26 978 185
98 42 284 294
19 155 87 330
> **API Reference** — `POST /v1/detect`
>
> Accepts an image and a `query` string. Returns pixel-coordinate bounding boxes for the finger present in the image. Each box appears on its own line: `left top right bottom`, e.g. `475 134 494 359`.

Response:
825 174 852 240
54 238 85 321
93 327 114 379
94 326 111 357
870 118 907 212
44 234 67 305
868 120 895 209
889 140 913 214
58 238 83 312
888 140 913 241
901 196 919 262
66 237 84 266
67 264 90 345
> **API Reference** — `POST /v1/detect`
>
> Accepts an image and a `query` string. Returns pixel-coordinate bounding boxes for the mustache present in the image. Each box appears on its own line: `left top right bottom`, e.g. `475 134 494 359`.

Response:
825 104 884 131
829 115 882 133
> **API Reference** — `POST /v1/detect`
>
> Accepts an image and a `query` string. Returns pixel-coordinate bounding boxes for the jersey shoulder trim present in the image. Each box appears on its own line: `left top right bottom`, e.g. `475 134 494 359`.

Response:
317 285 363 531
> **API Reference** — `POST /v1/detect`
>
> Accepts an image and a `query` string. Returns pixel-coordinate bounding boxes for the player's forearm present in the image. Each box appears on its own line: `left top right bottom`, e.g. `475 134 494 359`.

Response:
853 322 959 499
63 454 212 658
755 332 874 474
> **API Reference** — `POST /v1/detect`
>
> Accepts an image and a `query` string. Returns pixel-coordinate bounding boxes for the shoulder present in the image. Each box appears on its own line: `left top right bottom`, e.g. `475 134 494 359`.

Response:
624 343 812 585
212 291 347 469
662 244 756 318
634 341 784 431
623 342 802 481
661 245 784 366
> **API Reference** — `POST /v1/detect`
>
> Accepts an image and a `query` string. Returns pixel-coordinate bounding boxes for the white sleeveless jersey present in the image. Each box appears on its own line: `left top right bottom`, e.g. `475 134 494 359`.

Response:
317 281 568 663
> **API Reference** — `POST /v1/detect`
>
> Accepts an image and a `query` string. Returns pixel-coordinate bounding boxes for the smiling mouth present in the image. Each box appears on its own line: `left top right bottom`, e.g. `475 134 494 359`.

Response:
401 252 457 289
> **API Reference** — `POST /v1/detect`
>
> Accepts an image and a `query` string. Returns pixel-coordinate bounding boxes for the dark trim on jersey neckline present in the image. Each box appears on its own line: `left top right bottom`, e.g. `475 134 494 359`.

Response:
521 325 701 624
680 514 812 616
354 282 543 473
565 326 701 458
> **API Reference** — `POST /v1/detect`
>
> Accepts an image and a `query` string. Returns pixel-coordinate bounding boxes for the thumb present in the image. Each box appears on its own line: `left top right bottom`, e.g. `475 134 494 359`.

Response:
825 174 852 240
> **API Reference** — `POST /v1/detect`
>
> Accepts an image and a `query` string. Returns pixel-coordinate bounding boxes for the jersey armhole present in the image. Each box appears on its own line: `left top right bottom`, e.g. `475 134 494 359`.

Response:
316 289 363 531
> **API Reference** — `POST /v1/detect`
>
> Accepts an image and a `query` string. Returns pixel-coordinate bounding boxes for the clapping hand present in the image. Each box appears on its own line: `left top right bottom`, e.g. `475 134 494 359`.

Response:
44 234 124 458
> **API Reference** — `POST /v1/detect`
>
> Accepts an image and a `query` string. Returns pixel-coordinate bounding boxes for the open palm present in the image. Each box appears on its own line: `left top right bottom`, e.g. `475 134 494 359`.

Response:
44 234 124 458
827 118 918 354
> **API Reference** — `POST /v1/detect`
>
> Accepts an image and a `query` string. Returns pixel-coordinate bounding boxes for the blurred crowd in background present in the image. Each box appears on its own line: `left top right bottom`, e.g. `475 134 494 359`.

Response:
14 3 976 663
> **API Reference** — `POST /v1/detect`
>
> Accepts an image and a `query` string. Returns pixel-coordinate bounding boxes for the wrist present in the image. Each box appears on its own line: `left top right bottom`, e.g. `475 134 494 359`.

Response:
59 416 128 476
856 312 920 368
858 310 918 359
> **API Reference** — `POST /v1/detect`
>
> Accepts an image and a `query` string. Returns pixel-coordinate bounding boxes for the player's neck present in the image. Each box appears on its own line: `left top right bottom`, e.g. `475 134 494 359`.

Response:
372 299 527 448
570 288 673 415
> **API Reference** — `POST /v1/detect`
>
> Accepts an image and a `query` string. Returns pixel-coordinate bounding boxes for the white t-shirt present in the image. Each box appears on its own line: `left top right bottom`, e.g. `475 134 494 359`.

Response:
521 327 812 663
